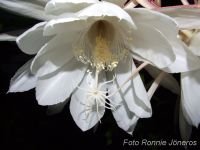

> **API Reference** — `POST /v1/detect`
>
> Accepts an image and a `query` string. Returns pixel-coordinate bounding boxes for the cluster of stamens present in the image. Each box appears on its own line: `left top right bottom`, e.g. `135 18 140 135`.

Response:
77 70 120 122
73 20 129 71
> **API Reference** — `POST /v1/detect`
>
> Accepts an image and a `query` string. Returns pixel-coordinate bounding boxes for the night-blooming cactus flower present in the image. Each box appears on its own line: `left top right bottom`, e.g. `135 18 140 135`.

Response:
7 1 200 133
179 29 200 129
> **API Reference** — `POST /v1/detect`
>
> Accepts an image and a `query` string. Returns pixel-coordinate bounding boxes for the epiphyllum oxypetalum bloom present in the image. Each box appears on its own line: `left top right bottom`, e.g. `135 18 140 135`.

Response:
8 1 197 133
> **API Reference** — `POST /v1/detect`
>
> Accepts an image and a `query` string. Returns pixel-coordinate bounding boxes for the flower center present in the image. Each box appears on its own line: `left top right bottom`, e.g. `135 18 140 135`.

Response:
92 36 118 71
73 20 129 71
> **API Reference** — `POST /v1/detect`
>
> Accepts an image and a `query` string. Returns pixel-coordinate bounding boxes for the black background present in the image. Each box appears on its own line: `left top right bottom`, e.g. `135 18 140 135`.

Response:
0 0 199 150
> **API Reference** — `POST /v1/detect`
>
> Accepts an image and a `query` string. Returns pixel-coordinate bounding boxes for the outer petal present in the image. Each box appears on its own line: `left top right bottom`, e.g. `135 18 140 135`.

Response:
77 2 135 25
70 71 106 131
189 32 200 56
107 70 140 134
129 23 175 69
181 69 200 127
109 58 152 118
31 33 76 77
126 8 200 72
45 0 98 15
17 22 52 55
44 2 136 36
8 59 37 93
163 43 200 73
160 8 200 29
43 17 89 36
0 0 53 20
36 58 86 105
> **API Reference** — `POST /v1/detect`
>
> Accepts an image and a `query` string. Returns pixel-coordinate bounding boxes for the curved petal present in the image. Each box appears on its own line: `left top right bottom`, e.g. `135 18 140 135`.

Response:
160 8 200 29
129 23 175 69
181 69 200 127
189 32 200 56
70 70 106 131
126 8 178 69
77 2 134 26
0 0 53 20
163 43 200 73
107 69 140 134
36 58 86 106
45 0 98 15
108 58 152 118
43 17 89 36
31 33 77 77
44 2 136 36
126 8 200 73
8 59 37 93
17 22 52 55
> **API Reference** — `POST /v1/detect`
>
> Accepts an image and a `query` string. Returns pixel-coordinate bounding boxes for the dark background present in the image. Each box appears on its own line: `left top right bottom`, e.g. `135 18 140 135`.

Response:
0 0 199 150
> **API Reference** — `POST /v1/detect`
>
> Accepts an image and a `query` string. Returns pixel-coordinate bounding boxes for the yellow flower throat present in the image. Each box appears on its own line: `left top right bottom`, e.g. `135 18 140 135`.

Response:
92 36 118 71
73 21 129 71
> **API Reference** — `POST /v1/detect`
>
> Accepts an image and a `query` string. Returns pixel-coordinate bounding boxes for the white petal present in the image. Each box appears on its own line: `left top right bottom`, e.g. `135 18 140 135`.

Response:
125 8 178 39
0 0 54 20
109 58 152 118
163 43 200 73
145 65 180 95
189 32 200 56
17 22 52 55
130 23 175 69
8 59 37 93
112 103 139 134
44 17 89 36
179 106 192 141
126 9 177 69
70 71 106 131
0 34 16 41
36 58 86 106
160 8 200 29
181 69 200 127
31 33 76 77
45 0 98 15
44 2 136 36
77 2 134 26
107 70 140 134
126 8 200 72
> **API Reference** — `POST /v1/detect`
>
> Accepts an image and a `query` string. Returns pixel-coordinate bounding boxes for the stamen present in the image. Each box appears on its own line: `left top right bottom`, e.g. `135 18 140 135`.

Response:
108 61 149 97
77 70 120 123
147 71 167 99
181 0 190 5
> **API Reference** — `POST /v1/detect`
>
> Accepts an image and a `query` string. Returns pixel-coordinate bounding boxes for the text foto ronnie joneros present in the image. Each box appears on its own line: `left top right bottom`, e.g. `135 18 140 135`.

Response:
123 139 197 146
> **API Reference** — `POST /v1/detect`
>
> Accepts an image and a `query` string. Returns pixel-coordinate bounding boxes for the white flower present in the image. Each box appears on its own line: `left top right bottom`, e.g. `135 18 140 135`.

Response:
7 1 199 133
158 8 200 139
179 29 200 128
